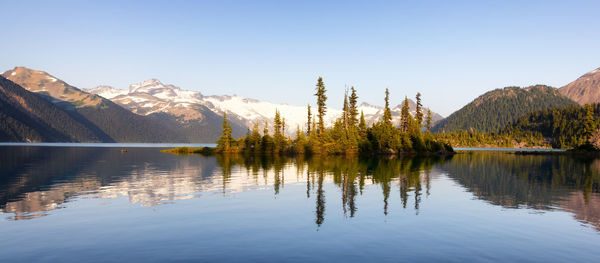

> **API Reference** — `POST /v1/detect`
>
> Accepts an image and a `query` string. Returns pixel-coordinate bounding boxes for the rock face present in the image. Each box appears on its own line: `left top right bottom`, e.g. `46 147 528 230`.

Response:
560 67 600 105
2 67 103 107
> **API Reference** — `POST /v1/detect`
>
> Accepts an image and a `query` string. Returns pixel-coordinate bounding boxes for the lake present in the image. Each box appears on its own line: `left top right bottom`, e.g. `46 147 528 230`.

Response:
1 145 599 262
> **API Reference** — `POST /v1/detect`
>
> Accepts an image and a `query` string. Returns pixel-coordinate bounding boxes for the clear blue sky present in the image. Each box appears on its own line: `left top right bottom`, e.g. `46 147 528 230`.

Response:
2 0 599 116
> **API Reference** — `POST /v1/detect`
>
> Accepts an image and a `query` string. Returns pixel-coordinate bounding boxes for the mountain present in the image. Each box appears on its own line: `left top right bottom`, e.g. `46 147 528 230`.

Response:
1 67 231 142
432 85 577 133
87 79 247 140
0 76 109 142
559 67 600 105
88 81 444 134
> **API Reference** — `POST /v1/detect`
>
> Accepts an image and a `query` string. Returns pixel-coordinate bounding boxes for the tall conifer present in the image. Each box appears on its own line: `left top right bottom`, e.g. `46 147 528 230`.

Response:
314 77 327 135
383 88 392 126
307 105 312 135
425 109 432 131
349 87 359 127
415 92 423 129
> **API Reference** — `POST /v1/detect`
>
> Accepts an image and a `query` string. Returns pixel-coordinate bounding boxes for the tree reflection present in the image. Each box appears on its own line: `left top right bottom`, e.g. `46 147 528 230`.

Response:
7 147 599 230
442 151 600 230
213 154 447 226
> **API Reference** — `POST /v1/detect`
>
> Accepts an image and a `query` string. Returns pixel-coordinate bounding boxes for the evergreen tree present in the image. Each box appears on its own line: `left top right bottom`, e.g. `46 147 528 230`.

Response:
349 87 359 127
425 109 432 131
294 125 307 153
250 122 262 152
314 77 327 135
274 110 283 151
415 92 423 129
244 128 252 150
263 120 269 136
342 90 349 132
383 88 392 126
584 104 596 138
216 113 234 152
262 120 274 152
358 111 367 139
307 104 312 135
400 96 411 133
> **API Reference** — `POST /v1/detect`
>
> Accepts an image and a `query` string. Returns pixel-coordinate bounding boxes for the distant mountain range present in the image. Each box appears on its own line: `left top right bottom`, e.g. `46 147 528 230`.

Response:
1 67 244 142
86 80 444 135
2 65 599 142
0 66 443 143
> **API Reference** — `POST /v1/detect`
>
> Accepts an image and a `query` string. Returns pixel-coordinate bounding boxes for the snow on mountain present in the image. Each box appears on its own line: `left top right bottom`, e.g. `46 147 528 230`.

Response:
202 95 341 131
87 79 445 135
87 86 127 99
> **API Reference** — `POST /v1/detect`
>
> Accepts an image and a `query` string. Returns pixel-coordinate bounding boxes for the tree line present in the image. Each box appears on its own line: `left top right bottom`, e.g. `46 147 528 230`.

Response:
216 77 453 155
437 103 600 150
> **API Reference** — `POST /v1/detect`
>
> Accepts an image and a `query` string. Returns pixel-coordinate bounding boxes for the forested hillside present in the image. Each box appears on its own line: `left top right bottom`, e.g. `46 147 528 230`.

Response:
2 67 245 143
506 104 600 148
433 85 577 133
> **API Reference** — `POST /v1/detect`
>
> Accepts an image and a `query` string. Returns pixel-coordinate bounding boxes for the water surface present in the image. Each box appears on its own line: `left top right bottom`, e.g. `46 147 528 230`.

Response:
0 146 599 262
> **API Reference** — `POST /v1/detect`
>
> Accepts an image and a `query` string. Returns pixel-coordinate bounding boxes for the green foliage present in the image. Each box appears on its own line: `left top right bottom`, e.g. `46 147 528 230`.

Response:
433 85 577 133
314 77 327 135
216 113 237 152
212 78 453 156
425 108 432 131
161 146 214 155
438 103 600 149
505 103 600 149
415 92 423 129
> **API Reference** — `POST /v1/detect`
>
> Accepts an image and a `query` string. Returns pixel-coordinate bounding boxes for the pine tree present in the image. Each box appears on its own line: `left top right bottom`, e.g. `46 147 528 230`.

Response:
294 125 307 153
263 120 269 136
273 110 285 152
262 120 274 153
400 96 411 133
415 92 423 130
358 111 367 139
425 108 432 131
307 104 312 135
314 77 327 135
349 87 359 127
383 88 392 126
342 89 349 132
251 122 261 152
584 104 596 138
216 113 234 152
244 128 252 150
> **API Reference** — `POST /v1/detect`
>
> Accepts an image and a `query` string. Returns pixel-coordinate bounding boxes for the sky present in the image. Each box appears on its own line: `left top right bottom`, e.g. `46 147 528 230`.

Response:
1 0 599 116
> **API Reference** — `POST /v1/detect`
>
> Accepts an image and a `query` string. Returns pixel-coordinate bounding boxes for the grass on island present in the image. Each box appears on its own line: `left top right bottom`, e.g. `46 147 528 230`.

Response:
161 146 214 155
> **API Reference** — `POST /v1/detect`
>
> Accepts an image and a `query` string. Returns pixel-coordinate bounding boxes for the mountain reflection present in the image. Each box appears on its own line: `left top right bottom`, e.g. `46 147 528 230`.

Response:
1 147 599 231
441 151 600 230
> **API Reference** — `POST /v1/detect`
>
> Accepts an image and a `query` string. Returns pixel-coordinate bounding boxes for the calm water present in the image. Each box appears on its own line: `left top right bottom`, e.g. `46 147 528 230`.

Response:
0 146 599 262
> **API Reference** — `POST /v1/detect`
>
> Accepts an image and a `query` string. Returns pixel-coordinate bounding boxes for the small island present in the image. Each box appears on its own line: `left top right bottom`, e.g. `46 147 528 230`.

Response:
165 77 453 156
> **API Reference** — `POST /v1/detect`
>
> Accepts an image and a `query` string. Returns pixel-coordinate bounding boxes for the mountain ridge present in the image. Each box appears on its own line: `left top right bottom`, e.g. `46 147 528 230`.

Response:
2 67 244 142
559 67 600 105
432 85 577 133
87 80 445 134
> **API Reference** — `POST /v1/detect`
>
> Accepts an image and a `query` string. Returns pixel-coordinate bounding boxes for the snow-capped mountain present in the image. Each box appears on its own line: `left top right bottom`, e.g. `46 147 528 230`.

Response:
87 79 444 134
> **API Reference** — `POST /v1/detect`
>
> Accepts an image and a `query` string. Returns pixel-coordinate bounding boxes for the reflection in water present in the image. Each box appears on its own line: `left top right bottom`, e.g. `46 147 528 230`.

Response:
443 151 600 230
214 154 443 226
1 147 600 232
